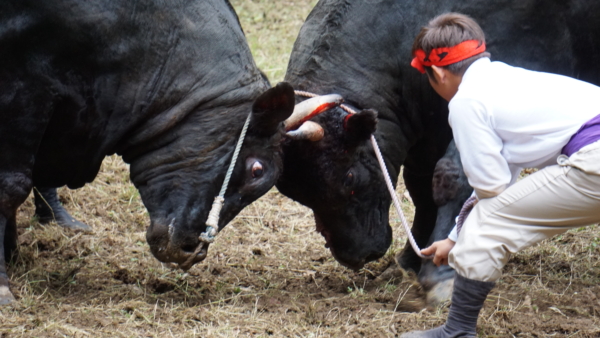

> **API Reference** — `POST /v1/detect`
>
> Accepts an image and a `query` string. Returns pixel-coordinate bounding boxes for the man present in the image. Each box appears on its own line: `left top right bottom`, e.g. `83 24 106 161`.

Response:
402 12 600 337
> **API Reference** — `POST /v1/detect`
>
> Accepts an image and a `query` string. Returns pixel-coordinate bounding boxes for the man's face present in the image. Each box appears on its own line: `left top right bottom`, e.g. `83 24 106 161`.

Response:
428 74 446 99
427 66 460 102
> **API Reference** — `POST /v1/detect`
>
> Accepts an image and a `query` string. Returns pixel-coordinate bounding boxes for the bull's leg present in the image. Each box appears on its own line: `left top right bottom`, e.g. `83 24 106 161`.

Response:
1 75 52 305
418 201 460 289
417 201 462 306
4 214 17 263
396 168 438 273
0 216 16 305
394 129 453 274
34 187 91 232
418 140 473 305
0 213 18 305
0 171 35 305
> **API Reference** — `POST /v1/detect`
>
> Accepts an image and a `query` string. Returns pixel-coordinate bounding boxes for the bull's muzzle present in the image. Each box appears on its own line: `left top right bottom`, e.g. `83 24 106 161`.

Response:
146 219 208 270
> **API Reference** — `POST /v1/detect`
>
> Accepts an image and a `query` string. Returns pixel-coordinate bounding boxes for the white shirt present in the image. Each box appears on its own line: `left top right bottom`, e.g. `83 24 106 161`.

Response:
446 58 600 242
450 57 600 199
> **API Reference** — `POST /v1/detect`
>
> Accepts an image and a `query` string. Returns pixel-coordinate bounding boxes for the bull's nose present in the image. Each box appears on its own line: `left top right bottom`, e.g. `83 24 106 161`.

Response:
146 222 172 259
177 244 209 271
364 251 385 264
340 258 366 271
146 221 209 269
329 247 366 271
148 237 209 270
330 247 387 271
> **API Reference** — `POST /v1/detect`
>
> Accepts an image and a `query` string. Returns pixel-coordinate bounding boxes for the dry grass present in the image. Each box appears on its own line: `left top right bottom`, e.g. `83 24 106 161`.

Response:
2 1 600 337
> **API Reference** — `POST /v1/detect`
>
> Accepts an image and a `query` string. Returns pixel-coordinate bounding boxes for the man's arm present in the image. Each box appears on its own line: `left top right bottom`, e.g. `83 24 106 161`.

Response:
449 97 511 199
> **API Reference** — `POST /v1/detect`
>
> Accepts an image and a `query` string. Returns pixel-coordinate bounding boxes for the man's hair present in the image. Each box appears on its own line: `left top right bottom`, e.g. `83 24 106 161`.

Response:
412 12 491 79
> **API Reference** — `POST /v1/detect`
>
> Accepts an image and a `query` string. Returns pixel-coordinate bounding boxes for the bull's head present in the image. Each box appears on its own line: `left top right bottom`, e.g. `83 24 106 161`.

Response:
132 84 354 270
128 82 298 269
277 102 393 270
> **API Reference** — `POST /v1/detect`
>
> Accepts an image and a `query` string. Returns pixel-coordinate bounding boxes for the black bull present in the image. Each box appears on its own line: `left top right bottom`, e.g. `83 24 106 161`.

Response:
0 0 297 305
277 0 600 301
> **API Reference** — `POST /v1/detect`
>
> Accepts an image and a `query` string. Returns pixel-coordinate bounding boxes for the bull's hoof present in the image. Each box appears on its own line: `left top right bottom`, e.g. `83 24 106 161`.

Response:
0 285 16 305
395 250 422 273
426 278 454 306
34 188 92 233
39 214 92 233
375 262 408 283
55 216 92 233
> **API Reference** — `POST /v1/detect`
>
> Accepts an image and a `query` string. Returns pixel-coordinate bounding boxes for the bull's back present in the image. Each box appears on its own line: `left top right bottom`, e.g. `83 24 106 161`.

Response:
287 0 600 125
0 0 262 188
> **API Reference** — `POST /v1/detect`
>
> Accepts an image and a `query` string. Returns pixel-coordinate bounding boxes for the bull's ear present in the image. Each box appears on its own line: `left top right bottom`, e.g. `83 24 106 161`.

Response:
344 109 377 147
250 82 295 136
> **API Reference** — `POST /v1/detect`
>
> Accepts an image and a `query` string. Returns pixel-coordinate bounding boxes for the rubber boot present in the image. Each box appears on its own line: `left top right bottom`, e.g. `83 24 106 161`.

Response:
400 274 495 338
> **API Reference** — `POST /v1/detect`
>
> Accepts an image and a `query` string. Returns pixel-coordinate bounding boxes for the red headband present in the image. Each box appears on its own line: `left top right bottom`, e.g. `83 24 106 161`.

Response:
411 40 486 74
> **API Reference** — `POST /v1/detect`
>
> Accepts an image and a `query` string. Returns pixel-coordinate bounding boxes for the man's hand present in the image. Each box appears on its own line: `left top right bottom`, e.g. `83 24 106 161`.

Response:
421 238 456 267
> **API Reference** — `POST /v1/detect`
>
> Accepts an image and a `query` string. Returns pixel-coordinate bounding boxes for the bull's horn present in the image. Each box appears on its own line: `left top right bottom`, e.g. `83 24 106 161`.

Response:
284 94 343 131
286 121 324 142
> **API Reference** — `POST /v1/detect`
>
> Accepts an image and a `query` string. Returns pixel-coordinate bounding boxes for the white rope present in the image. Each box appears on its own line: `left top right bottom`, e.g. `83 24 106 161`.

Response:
199 113 252 244
294 90 318 98
368 134 432 259
294 90 432 259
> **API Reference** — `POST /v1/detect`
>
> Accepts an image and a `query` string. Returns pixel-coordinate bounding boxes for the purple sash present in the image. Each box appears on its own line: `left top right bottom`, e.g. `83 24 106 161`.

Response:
562 114 600 156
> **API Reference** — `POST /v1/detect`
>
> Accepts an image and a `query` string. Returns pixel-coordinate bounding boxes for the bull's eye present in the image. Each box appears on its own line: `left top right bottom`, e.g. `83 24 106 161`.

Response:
251 161 264 178
343 171 354 187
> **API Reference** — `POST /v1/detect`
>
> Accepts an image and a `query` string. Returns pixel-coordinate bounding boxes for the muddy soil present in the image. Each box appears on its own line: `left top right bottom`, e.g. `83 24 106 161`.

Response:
1 157 599 337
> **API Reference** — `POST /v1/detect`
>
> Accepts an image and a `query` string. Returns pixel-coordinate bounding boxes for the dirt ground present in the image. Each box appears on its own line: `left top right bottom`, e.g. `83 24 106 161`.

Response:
2 1 600 337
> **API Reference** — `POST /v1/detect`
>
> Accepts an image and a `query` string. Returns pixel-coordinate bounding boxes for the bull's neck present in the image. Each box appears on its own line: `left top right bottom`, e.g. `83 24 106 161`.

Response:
286 0 448 177
121 81 266 187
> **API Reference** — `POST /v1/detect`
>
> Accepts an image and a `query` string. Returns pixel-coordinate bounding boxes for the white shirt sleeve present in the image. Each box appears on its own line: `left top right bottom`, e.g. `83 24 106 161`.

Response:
448 224 458 242
449 98 511 199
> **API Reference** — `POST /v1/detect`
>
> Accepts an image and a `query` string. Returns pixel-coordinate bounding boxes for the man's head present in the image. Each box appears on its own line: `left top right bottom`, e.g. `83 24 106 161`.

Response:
412 12 490 78
411 13 490 101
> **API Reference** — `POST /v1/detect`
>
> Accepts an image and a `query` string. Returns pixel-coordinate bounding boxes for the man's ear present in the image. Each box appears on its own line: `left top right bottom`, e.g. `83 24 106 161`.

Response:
431 65 446 84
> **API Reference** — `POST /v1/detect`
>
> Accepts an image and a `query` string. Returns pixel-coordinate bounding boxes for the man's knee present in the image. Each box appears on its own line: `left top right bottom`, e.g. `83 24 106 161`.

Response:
449 228 508 282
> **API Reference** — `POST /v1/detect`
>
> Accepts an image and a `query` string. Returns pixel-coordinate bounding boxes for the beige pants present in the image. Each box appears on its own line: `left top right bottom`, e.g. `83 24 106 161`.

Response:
449 141 600 282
